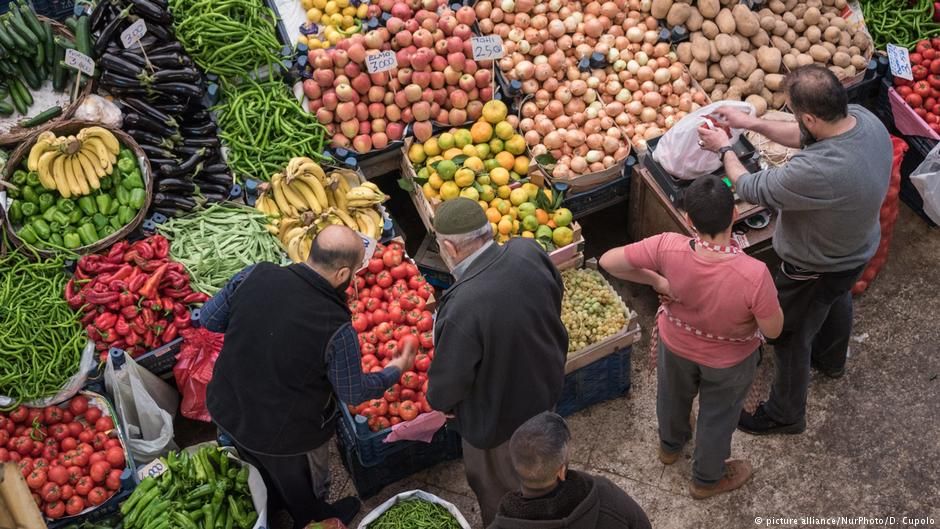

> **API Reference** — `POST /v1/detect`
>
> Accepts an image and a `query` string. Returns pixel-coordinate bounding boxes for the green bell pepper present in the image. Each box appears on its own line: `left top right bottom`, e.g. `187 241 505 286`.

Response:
92 213 108 229
108 199 120 215
77 223 98 246
49 221 61 233
95 194 112 216
49 232 64 248
42 205 58 223
11 170 27 186
117 157 136 175
56 198 76 214
117 205 134 225
98 225 115 238
6 186 20 199
121 170 144 190
26 171 40 187
109 214 123 230
63 231 81 249
119 148 134 162
67 208 83 225
78 196 97 216
99 175 113 190
38 193 55 213
18 224 38 244
22 186 39 204
116 185 130 206
129 188 146 209
8 201 22 223
31 218 51 240
20 202 37 217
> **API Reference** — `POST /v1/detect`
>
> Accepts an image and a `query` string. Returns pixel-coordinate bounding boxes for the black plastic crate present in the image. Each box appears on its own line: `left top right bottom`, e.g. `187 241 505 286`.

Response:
2 0 75 20
134 337 184 380
899 135 939 227
561 171 631 219
414 234 454 290
336 403 446 468
556 346 632 417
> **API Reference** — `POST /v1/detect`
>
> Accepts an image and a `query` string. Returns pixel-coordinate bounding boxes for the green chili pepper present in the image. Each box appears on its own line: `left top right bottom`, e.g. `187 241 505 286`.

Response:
63 231 81 249
18 224 38 244
9 200 22 223
122 170 144 190
26 171 40 187
38 193 55 212
78 196 97 216
22 186 39 204
77 223 98 246
31 218 51 240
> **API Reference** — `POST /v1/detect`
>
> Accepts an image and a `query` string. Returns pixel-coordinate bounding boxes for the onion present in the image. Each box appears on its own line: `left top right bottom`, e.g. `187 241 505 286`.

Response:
570 156 588 173
642 91 662 107
586 150 603 163
643 30 658 44
544 131 563 149
626 27 643 43
640 107 657 123
636 66 653 82
653 67 670 85
525 130 541 145
626 100 643 115
515 60 535 80
616 88 632 102
635 51 649 66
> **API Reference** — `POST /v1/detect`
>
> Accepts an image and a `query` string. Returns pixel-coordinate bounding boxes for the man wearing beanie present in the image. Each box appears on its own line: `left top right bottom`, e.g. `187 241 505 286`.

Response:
427 198 569 526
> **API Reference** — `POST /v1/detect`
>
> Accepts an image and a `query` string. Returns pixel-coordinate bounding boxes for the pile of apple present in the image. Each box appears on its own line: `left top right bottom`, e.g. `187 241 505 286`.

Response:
344 241 437 432
300 0 496 153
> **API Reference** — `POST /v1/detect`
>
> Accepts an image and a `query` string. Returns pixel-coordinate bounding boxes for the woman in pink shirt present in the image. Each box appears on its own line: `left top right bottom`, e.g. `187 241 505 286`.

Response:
600 175 783 499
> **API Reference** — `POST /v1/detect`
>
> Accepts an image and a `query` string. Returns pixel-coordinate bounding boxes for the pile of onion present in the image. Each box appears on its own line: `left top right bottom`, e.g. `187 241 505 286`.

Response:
476 0 708 178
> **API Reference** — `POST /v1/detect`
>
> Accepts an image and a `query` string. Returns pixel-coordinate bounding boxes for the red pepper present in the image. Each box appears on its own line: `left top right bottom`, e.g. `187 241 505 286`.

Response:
144 330 155 348
95 341 109 351
110 264 133 282
129 318 146 335
118 291 135 307
85 291 120 305
128 274 147 294
109 280 128 292
172 302 187 316
140 308 155 326
139 260 163 273
133 241 155 260
167 262 185 275
114 317 130 336
92 281 108 293
123 250 139 263
150 296 163 312
74 268 88 281
173 313 191 329
110 339 126 350
120 305 138 320
162 287 190 299
161 323 178 343
85 326 101 342
106 301 121 312
138 264 168 299
99 329 112 342
182 292 210 304
81 311 97 326
126 331 141 346
152 236 169 259
94 313 117 330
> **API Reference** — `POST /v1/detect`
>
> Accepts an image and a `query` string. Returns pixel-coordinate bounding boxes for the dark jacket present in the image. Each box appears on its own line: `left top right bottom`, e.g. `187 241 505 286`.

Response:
489 471 652 529
207 263 350 456
427 239 568 449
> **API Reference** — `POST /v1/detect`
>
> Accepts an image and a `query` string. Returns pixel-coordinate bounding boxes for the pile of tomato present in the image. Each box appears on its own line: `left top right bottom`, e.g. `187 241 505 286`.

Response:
894 38 940 134
344 241 437 432
0 395 127 519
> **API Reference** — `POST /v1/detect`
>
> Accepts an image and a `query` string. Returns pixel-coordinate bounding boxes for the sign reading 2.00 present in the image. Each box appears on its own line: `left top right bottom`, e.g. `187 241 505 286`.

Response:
471 36 504 61
366 51 398 74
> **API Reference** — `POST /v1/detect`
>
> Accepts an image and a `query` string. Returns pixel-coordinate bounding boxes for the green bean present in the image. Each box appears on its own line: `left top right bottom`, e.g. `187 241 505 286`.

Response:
368 500 462 529
863 0 940 50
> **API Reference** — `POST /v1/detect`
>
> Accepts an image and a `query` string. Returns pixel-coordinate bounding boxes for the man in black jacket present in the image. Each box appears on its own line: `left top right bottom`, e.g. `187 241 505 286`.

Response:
490 412 652 529
202 226 416 528
427 198 569 527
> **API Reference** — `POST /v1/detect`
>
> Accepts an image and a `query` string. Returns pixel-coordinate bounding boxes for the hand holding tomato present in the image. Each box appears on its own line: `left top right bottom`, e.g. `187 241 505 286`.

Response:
388 335 418 372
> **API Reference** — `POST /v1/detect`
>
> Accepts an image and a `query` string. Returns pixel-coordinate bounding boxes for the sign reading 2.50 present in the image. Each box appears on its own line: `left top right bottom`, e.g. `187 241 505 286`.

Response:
471 36 504 61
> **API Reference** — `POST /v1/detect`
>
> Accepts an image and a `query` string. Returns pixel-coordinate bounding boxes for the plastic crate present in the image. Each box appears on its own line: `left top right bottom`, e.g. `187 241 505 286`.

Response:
561 170 631 219
1 0 74 20
556 346 633 417
336 421 462 499
338 404 451 468
899 135 939 227
134 337 184 380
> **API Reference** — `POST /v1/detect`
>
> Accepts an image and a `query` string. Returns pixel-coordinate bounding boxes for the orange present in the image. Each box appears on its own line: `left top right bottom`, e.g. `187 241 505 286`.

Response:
535 209 550 225
495 151 515 171
547 219 557 228
470 121 494 144
485 208 502 223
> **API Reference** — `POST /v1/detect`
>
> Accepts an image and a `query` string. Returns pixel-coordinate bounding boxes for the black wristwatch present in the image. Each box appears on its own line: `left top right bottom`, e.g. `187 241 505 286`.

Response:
718 145 734 158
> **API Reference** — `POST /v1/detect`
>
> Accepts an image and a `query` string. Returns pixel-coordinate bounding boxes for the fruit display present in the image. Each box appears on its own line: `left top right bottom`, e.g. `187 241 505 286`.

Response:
345 240 437 432
561 268 630 353
5 130 147 251
0 394 130 521
255 157 388 262
298 0 496 153
297 0 370 49
893 38 940 135
67 235 208 358
474 0 708 177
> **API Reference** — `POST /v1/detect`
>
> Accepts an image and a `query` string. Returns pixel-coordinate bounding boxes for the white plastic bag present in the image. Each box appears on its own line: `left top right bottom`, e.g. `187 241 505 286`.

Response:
357 490 472 529
73 94 123 127
652 101 755 179
0 340 96 408
909 141 940 224
105 352 179 465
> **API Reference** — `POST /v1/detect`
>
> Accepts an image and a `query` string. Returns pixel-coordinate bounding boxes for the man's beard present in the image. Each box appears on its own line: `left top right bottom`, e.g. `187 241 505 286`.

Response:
336 276 352 296
798 118 816 147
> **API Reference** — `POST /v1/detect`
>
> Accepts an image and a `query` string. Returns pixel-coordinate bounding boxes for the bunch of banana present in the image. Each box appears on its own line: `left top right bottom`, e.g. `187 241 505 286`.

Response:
26 126 120 199
346 182 387 208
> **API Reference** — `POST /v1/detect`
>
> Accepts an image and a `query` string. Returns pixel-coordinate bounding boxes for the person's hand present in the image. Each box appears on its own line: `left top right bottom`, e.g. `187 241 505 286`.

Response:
389 335 418 372
712 106 754 129
653 276 678 304
697 126 731 153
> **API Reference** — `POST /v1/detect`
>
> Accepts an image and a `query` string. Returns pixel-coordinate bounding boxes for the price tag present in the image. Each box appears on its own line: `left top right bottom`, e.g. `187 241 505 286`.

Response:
121 18 148 48
366 51 397 74
471 35 504 61
887 44 912 81
137 458 168 481
356 234 378 272
65 48 95 77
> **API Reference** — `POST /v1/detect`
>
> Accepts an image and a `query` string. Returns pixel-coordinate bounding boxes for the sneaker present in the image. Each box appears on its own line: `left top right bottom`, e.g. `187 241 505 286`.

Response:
329 496 362 526
811 361 846 379
689 460 753 500
659 446 680 465
738 403 806 435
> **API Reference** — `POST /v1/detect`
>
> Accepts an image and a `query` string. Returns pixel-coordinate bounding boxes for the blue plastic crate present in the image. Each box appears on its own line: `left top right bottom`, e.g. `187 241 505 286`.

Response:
556 346 633 417
337 403 459 468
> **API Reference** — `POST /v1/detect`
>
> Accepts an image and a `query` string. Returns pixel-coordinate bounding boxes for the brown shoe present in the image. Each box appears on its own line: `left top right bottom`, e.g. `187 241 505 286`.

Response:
659 447 680 465
689 460 753 500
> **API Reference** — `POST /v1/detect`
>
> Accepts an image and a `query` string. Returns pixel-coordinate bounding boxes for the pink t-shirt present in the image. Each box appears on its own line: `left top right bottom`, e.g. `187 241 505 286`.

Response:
623 233 780 368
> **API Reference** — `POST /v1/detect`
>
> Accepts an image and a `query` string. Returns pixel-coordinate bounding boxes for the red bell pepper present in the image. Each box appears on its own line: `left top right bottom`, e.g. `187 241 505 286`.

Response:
122 250 139 263
106 301 121 311
126 331 141 346
152 236 169 259
132 240 154 260
182 292 210 304
109 280 128 292
114 317 130 337
128 274 147 294
81 311 97 326
118 291 135 307
161 323 178 343
173 313 191 329
94 313 117 330
120 305 138 320
129 317 146 335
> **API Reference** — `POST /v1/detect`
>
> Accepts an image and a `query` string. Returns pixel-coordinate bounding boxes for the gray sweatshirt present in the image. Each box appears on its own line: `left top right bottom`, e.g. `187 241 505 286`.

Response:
736 105 891 272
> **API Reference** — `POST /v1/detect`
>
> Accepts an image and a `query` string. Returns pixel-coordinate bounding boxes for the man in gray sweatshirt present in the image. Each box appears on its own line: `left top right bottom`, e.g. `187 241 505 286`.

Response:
697 65 891 435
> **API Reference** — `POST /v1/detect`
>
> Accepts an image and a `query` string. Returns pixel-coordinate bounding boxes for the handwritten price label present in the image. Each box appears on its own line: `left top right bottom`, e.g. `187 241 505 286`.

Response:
887 44 912 81
137 458 168 481
471 35 504 61
121 18 148 48
65 48 95 77
366 51 397 74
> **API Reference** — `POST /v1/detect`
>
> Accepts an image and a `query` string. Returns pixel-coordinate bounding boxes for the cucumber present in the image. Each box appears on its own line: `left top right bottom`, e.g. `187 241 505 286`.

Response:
8 79 27 114
74 15 92 58
0 22 16 53
52 44 67 91
63 16 78 33
33 37 45 68
12 75 32 106
18 3 46 44
19 105 61 127
15 56 41 90
54 36 75 50
1 20 29 53
0 59 15 77
0 87 9 100
7 6 40 48
0 101 13 116
42 22 54 70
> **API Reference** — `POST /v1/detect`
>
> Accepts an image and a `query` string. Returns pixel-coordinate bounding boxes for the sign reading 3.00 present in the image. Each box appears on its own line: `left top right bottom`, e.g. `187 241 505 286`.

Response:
366 51 397 74
65 48 95 77
471 36 504 61
121 19 148 49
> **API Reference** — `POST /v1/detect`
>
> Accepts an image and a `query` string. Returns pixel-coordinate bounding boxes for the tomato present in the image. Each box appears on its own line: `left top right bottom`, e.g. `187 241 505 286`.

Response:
104 439 121 450
0 430 9 448
374 323 393 343
72 452 88 468
361 331 378 345
105 447 124 470
381 340 399 359
18 458 33 477
383 251 402 268
376 270 393 288
363 272 377 286
928 112 939 124
45 500 66 519
418 330 435 350
400 388 417 401
75 476 93 496
376 417 391 430
368 285 384 300
914 64 930 80
60 484 74 500
390 417 402 425
387 304 405 324
26 468 47 490
41 482 62 502
416 312 434 332
407 274 426 290
27 409 41 425
94 417 113 434
43 407 64 425
0 448 8 462
12 437 34 456
367 258 384 274
42 446 58 460
89 451 106 466
906 93 924 108
90 461 111 483
62 411 73 423
418 395 433 413
931 122 940 133
400 335 419 355
8 452 20 462
9 406 28 423
390 263 409 280
388 401 401 417
84 407 102 425
414 354 431 372
351 312 371 333
65 495 85 516
367 399 388 417
106 469 122 491
911 52 925 65
87 487 109 506
78 430 94 444
47 465 69 486
372 308 390 325
66 422 82 438
927 97 937 110
399 400 419 421
383 384 401 403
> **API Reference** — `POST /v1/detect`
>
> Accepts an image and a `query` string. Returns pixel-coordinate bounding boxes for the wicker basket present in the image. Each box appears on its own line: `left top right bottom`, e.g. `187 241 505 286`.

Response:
0 120 154 258
0 16 94 146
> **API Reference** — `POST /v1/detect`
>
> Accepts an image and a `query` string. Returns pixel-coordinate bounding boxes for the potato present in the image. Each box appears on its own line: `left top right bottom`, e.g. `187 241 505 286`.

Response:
839 32 851 48
737 51 758 77
720 55 740 78
785 0 799 10
745 68 765 94
760 15 777 31
715 34 735 55
769 0 786 13
772 36 792 54
687 8 704 31
751 30 770 47
677 42 693 64
823 0 835 5
794 36 811 52
757 45 782 73
711 88 726 101
773 91 788 109
804 26 821 44
702 20 720 39
784 29 797 43
666 3 692 26
773 20 789 36
829 65 845 78
764 73 785 90
815 17 829 31
782 12 797 27
758 8 774 17
809 44 832 62
691 36 711 61
830 17 846 30
730 77 747 92
700 78 716 91
822 41 837 55
733 4 760 36
852 32 869 50
844 64 857 78
794 20 807 33
831 51 850 68
709 63 729 83
834 0 847 8
709 40 721 62
725 86 743 101
746 94 768 116
732 35 746 54
689 59 709 81
807 0 822 8
783 53 798 70
698 0 720 18
850 54 868 70
797 53 815 66
803 6 821 25
716 8 736 33
760 87 774 101
651 0 673 19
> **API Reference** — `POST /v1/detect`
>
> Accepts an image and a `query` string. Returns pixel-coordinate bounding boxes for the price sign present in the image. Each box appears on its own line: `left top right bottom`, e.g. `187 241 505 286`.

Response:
471 35 504 61
121 18 148 48
65 48 95 77
137 458 168 481
356 234 378 272
887 44 912 80
366 51 397 74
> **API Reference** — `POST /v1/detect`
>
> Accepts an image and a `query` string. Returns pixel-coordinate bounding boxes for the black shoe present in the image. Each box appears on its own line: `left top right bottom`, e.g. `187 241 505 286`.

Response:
329 496 362 526
738 403 806 435
812 361 846 379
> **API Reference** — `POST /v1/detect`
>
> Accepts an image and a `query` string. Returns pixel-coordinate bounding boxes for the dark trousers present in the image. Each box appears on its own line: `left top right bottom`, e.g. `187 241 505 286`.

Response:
657 342 759 485
764 262 864 424
462 439 520 527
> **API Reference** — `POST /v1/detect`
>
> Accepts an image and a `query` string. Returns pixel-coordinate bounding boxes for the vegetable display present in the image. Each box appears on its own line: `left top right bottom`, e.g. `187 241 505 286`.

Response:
155 203 286 295
68 235 208 358
0 251 85 405
0 394 129 520
561 268 629 353
167 0 282 79
345 241 436 432
121 445 258 529
255 157 387 262
860 0 940 50
367 499 462 529
297 0 369 49
300 0 496 153
6 133 145 251
214 79 331 181
894 38 940 134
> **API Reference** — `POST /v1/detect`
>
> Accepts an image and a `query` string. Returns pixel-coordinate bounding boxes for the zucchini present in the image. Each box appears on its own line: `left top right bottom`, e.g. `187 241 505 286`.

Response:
0 87 8 100
42 21 54 70
13 76 32 106
64 16 78 32
18 3 46 44
8 79 26 114
15 56 41 90
0 22 16 53
7 7 40 48
52 43 67 91
1 20 30 53
0 101 13 116
0 59 15 77
19 105 61 127
74 14 92 58
33 36 45 68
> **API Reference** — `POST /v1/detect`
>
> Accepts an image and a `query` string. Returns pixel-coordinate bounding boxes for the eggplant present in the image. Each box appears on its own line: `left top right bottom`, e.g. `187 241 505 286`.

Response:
128 0 172 24
151 81 203 99
125 128 179 150
151 206 186 217
122 97 177 127
184 110 211 124
159 148 206 177
90 0 114 32
148 157 179 167
125 112 179 137
196 183 230 195
199 163 230 175
156 178 196 193
180 122 217 136
140 144 177 160
153 193 196 210
200 192 228 203
100 53 144 78
148 42 183 55
151 102 187 114
181 136 220 148
100 70 143 89
94 4 133 57
151 67 201 84
141 20 172 42
195 173 233 186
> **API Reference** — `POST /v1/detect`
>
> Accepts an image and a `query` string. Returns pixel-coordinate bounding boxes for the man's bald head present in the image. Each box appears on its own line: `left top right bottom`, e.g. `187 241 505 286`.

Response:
307 225 364 273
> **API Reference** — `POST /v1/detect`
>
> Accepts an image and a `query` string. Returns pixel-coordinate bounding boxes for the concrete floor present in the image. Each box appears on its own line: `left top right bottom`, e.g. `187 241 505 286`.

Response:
326 205 940 528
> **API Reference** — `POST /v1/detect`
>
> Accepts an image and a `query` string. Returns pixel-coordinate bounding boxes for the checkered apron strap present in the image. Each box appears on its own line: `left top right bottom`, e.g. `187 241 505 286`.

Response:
647 305 764 374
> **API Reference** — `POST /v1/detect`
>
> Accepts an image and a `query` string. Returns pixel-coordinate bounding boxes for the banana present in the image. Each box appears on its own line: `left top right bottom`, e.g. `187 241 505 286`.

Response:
361 181 382 194
280 178 310 212
290 179 324 214
354 210 376 237
346 199 382 209
277 216 301 241
332 186 348 212
346 187 384 203
37 151 60 190
297 161 326 183
294 173 329 208
287 235 304 263
71 155 90 195
76 150 101 190
363 208 384 238
301 236 312 261
287 157 316 178
27 133 58 171
332 207 359 230
79 146 106 178
77 126 120 154
334 171 352 194
255 193 279 216
83 137 116 166
271 174 297 217
51 154 73 198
